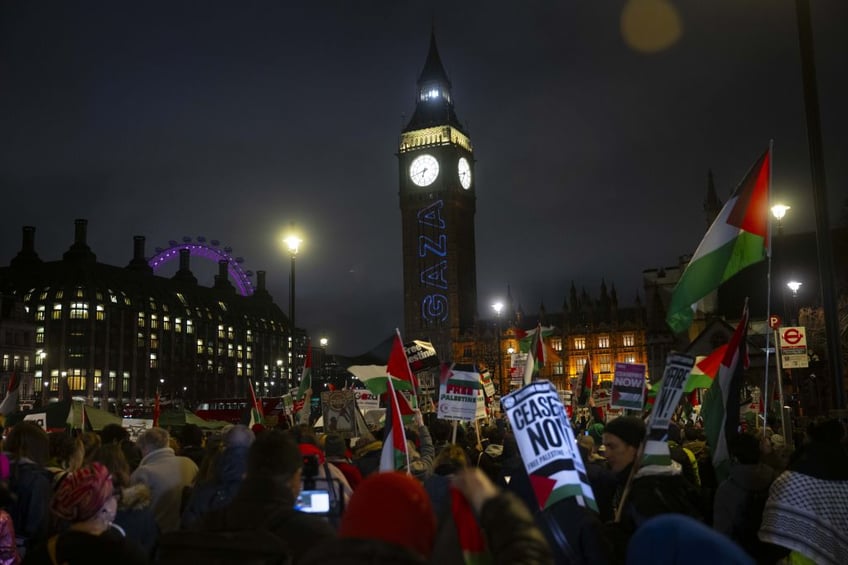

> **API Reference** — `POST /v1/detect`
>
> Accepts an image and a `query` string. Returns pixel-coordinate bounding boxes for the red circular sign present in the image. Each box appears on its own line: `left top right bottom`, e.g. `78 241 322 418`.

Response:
782 327 803 345
768 314 782 330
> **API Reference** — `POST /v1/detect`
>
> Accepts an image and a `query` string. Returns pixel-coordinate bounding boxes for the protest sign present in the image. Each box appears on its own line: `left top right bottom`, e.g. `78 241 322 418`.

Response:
643 353 695 466
437 363 481 422
24 412 47 431
480 370 496 399
502 380 597 511
611 363 647 410
404 340 440 373
321 390 357 437
353 389 380 413
122 418 154 441
475 389 487 420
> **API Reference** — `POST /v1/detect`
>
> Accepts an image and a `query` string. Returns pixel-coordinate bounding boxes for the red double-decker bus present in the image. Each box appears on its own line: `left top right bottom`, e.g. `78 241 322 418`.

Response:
194 397 289 425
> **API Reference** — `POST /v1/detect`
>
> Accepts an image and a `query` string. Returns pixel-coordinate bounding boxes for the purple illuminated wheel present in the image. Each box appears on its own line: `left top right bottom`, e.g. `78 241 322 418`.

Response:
148 236 255 296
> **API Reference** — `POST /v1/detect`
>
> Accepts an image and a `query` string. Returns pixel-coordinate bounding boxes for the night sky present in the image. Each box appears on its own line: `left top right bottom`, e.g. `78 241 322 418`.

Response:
2 1 846 355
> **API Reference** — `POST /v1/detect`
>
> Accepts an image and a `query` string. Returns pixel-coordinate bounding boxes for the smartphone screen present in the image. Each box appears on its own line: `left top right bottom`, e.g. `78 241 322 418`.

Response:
296 490 331 513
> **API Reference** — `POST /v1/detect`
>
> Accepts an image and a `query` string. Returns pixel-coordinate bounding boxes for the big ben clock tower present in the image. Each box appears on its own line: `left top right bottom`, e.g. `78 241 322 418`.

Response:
398 32 477 360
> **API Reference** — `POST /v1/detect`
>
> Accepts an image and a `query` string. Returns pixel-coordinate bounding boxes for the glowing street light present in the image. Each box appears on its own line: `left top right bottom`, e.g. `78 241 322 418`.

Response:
771 204 790 236
284 233 302 327
319 337 329 348
787 280 802 295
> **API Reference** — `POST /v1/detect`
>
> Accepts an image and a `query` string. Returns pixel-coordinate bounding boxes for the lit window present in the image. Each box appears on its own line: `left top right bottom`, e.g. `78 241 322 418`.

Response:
574 337 586 350
52 303 62 320
36 305 45 321
550 337 562 352
137 313 145 328
36 327 45 344
163 316 171 331
623 333 635 347
196 339 204 354
75 287 83 298
598 336 610 348
96 304 105 321
575 357 587 373
149 352 158 368
599 354 611 373
56 290 64 299
69 302 89 320
623 353 636 364
227 326 234 340
218 324 225 339
150 314 159 329
175 318 183 332
150 333 159 350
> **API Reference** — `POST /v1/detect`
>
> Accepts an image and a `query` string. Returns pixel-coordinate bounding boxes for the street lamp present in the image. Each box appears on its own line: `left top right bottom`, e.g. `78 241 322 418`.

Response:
284 233 302 329
787 281 803 325
771 203 790 240
319 337 328 348
492 302 504 393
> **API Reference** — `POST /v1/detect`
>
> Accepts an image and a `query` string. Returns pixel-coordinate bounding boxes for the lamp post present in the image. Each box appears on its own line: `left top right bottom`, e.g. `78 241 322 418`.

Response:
284 233 302 330
284 231 302 395
492 302 504 394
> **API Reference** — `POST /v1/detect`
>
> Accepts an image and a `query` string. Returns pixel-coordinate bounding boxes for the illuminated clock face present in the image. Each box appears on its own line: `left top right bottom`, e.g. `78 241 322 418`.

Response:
458 157 471 189
409 154 439 187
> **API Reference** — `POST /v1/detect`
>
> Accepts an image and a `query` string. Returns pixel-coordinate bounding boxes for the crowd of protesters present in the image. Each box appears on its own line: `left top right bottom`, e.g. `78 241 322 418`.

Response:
0 397 845 565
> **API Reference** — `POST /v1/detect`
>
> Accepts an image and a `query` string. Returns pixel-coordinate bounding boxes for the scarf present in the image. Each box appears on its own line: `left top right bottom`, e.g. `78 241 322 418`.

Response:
759 470 848 565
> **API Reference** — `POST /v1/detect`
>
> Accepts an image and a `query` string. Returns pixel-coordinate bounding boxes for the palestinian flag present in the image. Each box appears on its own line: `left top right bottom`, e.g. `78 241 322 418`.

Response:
247 378 264 428
666 148 770 334
687 344 728 391
336 333 416 396
577 358 594 406
702 303 750 481
379 375 410 473
386 329 418 391
0 371 21 416
295 341 313 403
521 323 549 385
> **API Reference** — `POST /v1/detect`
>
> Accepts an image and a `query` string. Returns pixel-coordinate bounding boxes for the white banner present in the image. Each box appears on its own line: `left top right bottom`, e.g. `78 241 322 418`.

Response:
437 364 480 422
502 381 596 510
122 418 154 441
354 389 380 413
648 354 696 433
24 412 47 431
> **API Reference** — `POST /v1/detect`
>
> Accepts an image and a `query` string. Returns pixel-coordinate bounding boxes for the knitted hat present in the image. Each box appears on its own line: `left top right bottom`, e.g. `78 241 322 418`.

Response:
339 472 436 558
604 416 646 448
323 433 346 459
51 462 114 522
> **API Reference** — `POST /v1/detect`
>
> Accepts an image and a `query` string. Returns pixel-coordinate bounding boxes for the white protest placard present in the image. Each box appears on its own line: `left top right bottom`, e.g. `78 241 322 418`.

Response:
642 353 695 466
354 389 380 413
475 390 487 419
437 363 481 422
502 380 597 511
321 390 357 438
480 370 496 399
24 412 47 431
611 363 647 410
122 418 154 441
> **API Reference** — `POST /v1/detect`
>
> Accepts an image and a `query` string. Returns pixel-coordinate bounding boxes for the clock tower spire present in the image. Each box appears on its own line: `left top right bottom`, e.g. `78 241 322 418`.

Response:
398 32 477 361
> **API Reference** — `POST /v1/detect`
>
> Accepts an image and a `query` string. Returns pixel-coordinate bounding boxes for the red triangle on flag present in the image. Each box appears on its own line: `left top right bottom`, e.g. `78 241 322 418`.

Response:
528 473 558 509
386 331 418 389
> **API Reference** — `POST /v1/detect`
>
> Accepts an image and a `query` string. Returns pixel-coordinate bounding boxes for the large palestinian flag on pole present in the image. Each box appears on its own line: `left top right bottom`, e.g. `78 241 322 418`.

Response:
666 148 770 334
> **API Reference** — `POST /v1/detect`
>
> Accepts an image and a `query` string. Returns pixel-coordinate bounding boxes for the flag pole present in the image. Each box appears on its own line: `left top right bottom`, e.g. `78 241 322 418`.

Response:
762 139 775 429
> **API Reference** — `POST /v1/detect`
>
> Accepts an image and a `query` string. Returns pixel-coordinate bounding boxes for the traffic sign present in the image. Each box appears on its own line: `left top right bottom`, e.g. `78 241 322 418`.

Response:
782 327 804 346
768 314 782 330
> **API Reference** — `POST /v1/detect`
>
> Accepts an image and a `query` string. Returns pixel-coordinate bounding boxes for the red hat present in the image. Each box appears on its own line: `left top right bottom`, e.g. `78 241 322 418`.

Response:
52 462 114 522
339 472 436 558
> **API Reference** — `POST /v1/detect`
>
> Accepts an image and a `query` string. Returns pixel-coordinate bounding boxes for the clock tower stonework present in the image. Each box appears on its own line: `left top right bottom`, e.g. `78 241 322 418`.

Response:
398 33 478 360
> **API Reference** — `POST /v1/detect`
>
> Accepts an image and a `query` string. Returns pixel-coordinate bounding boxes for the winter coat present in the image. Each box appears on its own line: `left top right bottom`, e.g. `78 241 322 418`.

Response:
0 511 20 565
130 448 198 533
199 475 335 564
7 460 51 556
408 425 435 482
713 463 775 537
180 445 249 530
22 528 148 565
114 483 159 558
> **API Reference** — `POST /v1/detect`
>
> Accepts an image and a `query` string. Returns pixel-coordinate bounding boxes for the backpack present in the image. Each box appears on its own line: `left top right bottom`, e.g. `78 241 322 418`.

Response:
157 511 291 565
